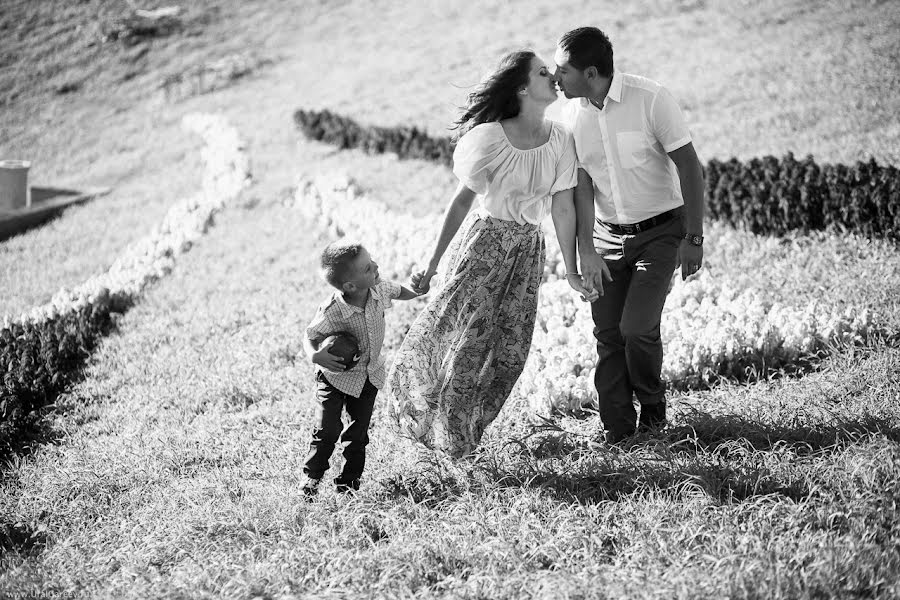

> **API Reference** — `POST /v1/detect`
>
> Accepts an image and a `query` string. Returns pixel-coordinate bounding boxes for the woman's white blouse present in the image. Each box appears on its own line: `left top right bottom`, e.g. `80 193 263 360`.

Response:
452 121 578 225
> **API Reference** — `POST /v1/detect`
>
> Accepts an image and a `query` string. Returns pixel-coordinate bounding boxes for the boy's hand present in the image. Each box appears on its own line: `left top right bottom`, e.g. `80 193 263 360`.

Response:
312 344 345 371
397 285 421 301
411 269 435 295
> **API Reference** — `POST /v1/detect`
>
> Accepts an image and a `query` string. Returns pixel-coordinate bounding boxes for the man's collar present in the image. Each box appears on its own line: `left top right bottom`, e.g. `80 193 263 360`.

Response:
607 70 623 103
577 70 623 111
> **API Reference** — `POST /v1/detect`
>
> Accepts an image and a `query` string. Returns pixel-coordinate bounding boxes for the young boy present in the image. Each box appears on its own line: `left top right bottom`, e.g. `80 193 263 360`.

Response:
301 240 419 497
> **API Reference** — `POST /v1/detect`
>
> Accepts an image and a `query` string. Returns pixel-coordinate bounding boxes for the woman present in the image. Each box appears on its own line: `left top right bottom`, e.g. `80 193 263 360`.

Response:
387 50 595 458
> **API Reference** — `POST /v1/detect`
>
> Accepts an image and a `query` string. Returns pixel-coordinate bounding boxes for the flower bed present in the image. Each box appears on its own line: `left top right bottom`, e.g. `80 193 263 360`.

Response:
519 276 874 415
0 114 250 455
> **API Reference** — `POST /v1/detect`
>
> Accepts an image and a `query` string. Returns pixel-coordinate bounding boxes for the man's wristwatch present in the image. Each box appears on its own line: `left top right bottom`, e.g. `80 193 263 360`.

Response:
683 233 704 247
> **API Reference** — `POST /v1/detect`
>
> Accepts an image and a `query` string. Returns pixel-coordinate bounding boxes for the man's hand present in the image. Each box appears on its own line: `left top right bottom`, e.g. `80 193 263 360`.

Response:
677 240 704 280
312 340 345 371
565 274 600 303
579 250 613 295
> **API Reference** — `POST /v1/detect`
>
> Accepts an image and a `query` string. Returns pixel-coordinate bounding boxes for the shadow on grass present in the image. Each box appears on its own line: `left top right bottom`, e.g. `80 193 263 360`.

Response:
0 299 134 468
381 407 900 506
661 409 900 456
0 521 47 566
382 446 813 506
523 406 900 460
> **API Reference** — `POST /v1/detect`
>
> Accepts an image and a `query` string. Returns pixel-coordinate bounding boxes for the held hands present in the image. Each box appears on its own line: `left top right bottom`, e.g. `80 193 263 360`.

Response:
410 268 436 295
579 250 613 296
565 273 600 303
311 339 345 371
677 240 704 281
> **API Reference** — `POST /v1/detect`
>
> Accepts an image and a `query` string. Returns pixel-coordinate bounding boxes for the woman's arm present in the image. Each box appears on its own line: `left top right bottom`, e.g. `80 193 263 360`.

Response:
574 168 611 295
413 183 477 293
550 188 578 274
552 187 598 302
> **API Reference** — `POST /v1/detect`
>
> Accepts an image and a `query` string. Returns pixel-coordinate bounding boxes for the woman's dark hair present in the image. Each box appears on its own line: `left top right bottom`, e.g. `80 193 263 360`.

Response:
452 50 535 138
558 27 614 78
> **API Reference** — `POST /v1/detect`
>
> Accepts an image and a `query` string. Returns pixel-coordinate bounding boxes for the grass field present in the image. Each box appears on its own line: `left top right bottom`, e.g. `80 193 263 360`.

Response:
2 0 900 598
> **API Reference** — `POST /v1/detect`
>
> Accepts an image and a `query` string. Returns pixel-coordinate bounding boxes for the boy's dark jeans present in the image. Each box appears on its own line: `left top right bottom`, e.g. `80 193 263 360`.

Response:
303 372 377 485
590 217 682 440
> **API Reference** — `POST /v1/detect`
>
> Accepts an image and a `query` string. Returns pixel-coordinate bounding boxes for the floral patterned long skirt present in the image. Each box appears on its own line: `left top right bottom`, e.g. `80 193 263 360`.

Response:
387 211 545 458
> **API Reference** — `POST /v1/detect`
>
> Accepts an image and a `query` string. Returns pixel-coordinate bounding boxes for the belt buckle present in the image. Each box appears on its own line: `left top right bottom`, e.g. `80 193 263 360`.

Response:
622 223 639 234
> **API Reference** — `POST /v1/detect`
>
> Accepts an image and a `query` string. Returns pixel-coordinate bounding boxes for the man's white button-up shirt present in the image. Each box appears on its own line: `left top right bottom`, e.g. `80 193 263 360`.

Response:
562 71 693 225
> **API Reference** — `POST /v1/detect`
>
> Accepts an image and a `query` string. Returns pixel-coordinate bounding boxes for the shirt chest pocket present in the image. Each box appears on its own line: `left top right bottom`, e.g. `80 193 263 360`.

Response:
616 131 650 169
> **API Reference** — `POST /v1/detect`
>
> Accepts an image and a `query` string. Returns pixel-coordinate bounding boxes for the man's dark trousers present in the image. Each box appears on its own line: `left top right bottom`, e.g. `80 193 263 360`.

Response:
590 217 683 441
303 372 377 485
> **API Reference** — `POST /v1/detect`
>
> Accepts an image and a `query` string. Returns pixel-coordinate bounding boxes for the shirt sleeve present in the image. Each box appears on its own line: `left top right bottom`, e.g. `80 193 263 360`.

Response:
550 128 578 195
375 280 402 309
305 304 333 343
452 124 503 195
649 87 692 153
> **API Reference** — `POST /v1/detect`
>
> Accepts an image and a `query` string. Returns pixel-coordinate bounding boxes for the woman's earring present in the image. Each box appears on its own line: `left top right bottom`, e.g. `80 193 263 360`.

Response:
519 89 527 95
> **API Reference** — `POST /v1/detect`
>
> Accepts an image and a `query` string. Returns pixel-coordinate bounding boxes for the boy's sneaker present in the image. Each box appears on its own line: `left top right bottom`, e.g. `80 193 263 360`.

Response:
335 479 360 494
301 475 322 499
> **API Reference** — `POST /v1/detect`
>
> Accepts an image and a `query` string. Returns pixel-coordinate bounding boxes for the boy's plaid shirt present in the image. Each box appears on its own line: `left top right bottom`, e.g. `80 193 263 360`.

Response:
306 280 401 397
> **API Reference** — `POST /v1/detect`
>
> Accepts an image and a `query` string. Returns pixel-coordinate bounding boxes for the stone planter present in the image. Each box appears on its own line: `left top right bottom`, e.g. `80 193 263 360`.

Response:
0 160 31 211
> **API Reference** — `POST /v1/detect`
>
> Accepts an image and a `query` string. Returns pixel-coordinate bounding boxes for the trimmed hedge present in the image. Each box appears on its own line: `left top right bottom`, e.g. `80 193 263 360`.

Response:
293 108 454 167
294 108 900 241
706 154 900 240
0 291 131 457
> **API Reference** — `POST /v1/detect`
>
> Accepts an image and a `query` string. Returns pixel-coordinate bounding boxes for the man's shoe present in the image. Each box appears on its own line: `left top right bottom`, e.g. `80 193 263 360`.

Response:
335 479 360 494
605 429 635 445
638 402 667 433
301 476 322 499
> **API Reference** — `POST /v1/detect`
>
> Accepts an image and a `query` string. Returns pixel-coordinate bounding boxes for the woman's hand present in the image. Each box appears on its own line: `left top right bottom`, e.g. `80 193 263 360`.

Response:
565 273 599 303
411 269 436 295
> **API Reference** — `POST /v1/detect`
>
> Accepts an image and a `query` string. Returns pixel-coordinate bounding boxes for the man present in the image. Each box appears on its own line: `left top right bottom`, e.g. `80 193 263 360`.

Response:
554 26 706 444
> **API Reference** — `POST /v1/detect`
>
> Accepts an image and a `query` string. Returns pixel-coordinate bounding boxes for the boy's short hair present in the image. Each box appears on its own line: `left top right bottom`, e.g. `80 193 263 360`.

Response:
321 240 364 289
558 26 614 78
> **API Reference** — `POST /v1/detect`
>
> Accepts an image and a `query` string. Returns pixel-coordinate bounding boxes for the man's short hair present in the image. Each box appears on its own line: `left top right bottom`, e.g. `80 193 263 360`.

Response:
558 27 614 78
320 240 363 289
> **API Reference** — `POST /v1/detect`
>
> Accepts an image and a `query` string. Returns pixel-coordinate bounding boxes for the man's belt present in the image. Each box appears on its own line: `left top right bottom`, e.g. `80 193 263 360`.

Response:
600 208 680 235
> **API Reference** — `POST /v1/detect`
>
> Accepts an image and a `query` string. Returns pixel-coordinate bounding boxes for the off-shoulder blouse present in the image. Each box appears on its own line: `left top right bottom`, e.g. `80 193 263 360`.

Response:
452 121 578 225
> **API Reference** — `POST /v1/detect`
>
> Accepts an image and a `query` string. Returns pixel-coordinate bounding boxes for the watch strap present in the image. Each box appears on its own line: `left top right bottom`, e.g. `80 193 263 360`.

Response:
683 233 704 246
